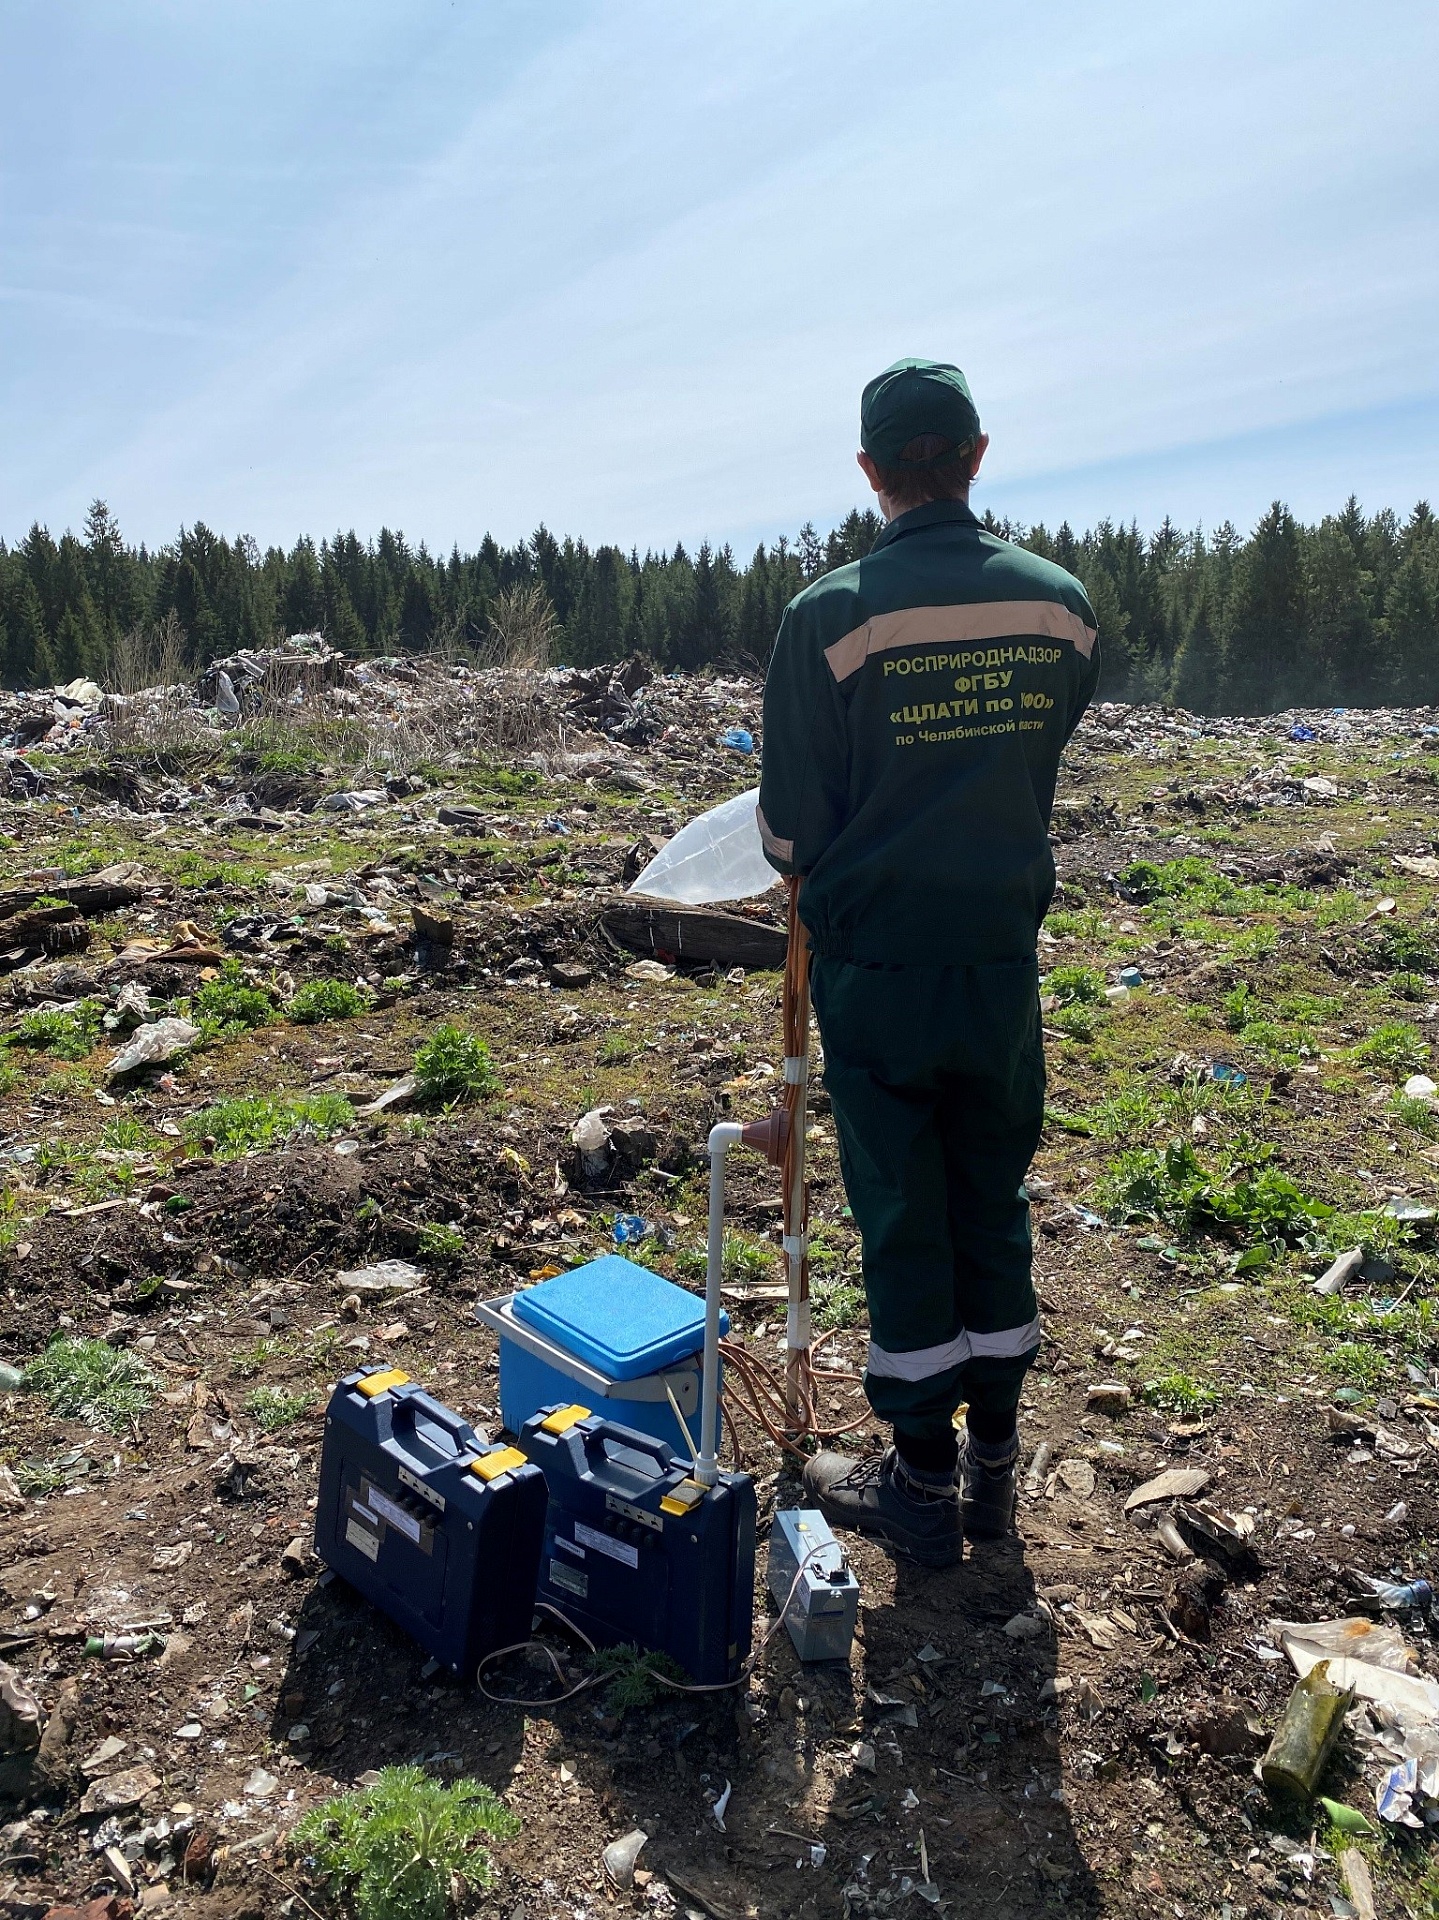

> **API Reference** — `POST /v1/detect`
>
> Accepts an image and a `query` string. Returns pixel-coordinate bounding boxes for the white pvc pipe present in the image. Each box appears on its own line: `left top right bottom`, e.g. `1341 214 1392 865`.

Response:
700 1121 743 1486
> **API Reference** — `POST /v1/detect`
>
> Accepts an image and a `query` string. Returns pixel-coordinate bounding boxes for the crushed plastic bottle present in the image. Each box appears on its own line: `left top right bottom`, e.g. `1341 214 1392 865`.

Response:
612 1214 651 1245
627 788 777 905
1348 1573 1433 1615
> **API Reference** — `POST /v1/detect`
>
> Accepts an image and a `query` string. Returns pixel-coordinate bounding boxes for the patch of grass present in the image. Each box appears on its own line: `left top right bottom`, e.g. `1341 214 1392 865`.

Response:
416 1221 465 1261
1349 1020 1429 1074
292 1764 518 1920
813 1277 865 1332
412 1024 499 1105
723 1230 776 1287
187 960 276 1037
1045 908 1108 940
167 853 263 890
287 978 372 1024
100 1112 153 1151
1052 1002 1100 1042
1369 923 1436 973
1322 1342 1388 1391
1142 1370 1220 1415
245 1385 316 1431
1390 969 1428 1001
183 1090 355 1157
1389 1091 1439 1137
15 1000 104 1060
586 1643 687 1713
1043 964 1106 1007
23 1337 157 1430
1095 1136 1332 1252
231 1337 287 1378
596 1032 635 1066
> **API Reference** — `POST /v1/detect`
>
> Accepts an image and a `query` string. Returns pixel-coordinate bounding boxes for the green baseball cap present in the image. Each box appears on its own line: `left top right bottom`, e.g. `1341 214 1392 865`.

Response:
860 357 981 466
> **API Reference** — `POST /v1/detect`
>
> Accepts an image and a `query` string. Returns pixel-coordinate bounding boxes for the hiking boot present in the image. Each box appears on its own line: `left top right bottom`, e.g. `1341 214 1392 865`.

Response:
802 1447 962 1568
955 1432 1019 1539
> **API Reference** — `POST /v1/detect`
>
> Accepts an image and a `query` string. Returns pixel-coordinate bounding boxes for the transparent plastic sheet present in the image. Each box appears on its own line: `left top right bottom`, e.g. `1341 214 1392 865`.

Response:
627 788 776 905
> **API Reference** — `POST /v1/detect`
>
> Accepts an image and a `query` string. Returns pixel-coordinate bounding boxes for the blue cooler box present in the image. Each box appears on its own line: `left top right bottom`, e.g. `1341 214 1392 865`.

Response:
475 1255 728 1456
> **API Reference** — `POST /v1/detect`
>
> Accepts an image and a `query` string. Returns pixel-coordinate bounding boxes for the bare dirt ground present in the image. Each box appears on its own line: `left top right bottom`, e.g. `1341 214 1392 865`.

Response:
2 659 1438 1920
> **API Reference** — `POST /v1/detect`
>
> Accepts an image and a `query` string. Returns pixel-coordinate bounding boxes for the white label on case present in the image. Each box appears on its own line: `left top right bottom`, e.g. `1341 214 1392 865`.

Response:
575 1521 638 1568
366 1486 422 1543
549 1558 588 1599
345 1518 380 1562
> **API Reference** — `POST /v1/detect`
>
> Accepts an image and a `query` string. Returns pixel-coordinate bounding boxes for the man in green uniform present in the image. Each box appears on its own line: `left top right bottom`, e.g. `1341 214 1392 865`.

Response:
758 359 1100 1567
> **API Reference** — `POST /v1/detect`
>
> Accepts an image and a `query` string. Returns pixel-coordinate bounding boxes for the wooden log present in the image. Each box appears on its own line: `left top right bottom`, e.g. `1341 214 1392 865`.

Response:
0 905 90 957
0 863 146 919
602 897 787 970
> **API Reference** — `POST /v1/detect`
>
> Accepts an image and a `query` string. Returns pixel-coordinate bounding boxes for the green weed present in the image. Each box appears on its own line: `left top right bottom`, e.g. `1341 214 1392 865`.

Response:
1045 908 1108 940
287 978 372 1024
231 1337 287 1378
813 1278 866 1332
416 1221 466 1262
1369 924 1436 973
1095 1137 1332 1251
245 1386 316 1431
1044 964 1106 1007
412 1024 499 1105
187 960 276 1037
1389 1092 1439 1137
1142 1370 1220 1415
292 1764 518 1920
1322 1342 1387 1391
586 1643 687 1713
1052 1002 1100 1042
597 1032 635 1066
184 1090 355 1157
23 1337 157 1431
15 1001 104 1060
723 1230 776 1287
1349 1021 1429 1074
100 1112 153 1151
1390 970 1429 1001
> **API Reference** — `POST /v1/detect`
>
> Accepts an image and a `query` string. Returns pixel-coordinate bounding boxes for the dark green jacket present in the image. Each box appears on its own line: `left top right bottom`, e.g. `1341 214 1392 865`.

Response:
758 501 1100 964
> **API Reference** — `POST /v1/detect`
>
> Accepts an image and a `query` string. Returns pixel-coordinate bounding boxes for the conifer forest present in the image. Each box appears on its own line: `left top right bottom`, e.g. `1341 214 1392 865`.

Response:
4 493 1437 710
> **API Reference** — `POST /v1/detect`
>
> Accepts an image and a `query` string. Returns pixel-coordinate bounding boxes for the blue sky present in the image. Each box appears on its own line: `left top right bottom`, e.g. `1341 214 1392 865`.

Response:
2 1 1435 557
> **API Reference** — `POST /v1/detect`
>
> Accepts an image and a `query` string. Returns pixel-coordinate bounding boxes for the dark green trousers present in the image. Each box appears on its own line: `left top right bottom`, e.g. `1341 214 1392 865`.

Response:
810 955 1045 1452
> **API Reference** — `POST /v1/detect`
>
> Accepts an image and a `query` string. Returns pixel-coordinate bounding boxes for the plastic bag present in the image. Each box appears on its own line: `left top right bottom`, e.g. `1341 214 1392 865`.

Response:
627 788 776 905
107 1017 199 1078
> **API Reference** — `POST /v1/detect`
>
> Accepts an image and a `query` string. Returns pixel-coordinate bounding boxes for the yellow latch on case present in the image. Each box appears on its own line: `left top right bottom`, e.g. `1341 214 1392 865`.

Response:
470 1446 528 1482
356 1368 410 1398
540 1404 592 1435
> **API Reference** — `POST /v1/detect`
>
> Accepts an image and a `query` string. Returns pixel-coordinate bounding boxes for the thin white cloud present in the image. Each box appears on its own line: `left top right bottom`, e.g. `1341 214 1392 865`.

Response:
2 0 1435 550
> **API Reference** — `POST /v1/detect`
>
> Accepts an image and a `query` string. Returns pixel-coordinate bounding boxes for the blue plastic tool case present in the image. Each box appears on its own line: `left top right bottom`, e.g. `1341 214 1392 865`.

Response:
315 1367 548 1677
478 1256 729 1455
521 1402 756 1687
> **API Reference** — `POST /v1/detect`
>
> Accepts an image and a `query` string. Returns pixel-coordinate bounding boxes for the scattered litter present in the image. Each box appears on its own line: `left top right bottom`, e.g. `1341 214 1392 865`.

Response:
602 1828 648 1890
107 1017 200 1078
611 1214 651 1245
1123 1467 1210 1512
1319 1797 1380 1836
1347 1572 1433 1615
1085 1382 1131 1415
1312 1247 1363 1295
719 728 754 754
1056 1458 1096 1498
711 1779 732 1830
333 1259 424 1295
1209 1062 1247 1086
1260 1660 1354 1801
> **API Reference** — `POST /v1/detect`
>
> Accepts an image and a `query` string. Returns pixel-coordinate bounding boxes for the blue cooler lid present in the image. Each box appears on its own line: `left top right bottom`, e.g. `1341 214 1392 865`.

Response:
510 1255 728 1380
